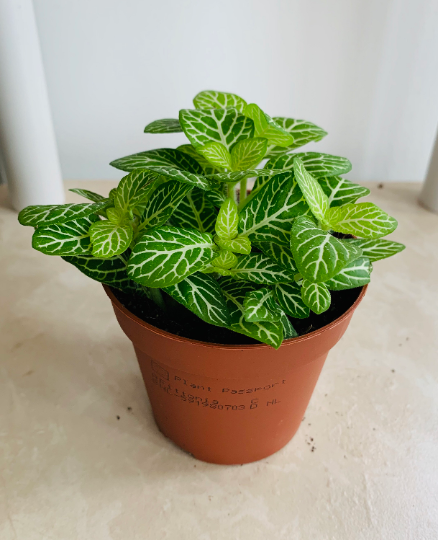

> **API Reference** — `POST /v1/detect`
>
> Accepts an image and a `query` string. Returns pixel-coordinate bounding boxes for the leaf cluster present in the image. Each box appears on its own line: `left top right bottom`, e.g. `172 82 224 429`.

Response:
19 90 405 348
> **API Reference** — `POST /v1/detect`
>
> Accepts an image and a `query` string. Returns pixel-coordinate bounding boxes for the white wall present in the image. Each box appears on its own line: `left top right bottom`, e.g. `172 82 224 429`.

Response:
33 0 438 182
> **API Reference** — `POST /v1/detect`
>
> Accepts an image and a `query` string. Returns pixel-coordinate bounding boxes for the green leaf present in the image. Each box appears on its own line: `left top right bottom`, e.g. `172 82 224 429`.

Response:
179 108 254 151
196 142 232 170
215 198 239 239
206 168 282 184
220 278 283 348
69 188 107 203
301 280 331 314
256 242 297 273
274 282 310 319
139 180 193 230
144 118 182 133
89 219 133 258
193 90 247 112
243 287 282 322
110 148 203 174
326 203 398 239
62 254 137 291
280 312 298 339
239 172 310 246
343 238 406 262
318 176 370 207
265 118 328 158
261 152 352 192
163 272 231 327
243 104 294 147
204 188 226 208
32 215 98 256
291 216 362 282
127 226 216 287
293 157 329 223
114 169 158 215
230 137 268 171
140 165 212 191
211 250 238 269
231 253 296 284
325 257 372 290
18 201 109 228
170 188 217 234
214 235 252 254
177 144 220 175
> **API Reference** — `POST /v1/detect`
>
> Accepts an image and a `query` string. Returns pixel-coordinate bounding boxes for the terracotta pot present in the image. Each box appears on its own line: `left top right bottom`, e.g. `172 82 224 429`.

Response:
104 285 367 465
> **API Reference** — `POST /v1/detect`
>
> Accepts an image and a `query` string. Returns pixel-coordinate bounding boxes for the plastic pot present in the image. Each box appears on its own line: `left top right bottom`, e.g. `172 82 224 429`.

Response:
104 285 367 465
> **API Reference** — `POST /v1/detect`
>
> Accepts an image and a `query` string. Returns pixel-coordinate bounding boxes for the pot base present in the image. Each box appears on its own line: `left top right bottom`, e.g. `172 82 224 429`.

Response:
135 347 327 465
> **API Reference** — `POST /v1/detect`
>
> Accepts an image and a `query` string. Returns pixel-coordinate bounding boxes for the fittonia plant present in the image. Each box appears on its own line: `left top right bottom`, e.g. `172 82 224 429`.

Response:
18 90 405 348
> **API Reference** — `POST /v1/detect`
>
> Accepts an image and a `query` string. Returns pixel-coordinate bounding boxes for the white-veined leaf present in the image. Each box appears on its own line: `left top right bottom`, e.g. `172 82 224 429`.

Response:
177 144 220 175
239 172 310 246
265 118 328 158
114 169 158 214
231 253 296 284
62 254 137 291
243 287 282 323
214 235 252 254
139 181 193 231
280 311 298 339
32 215 98 256
144 118 182 133
301 280 331 315
215 198 238 239
343 238 405 262
204 188 226 209
256 242 297 273
255 151 353 194
326 203 398 239
211 250 238 269
196 142 232 169
325 256 372 290
293 157 329 223
19 201 110 228
179 108 254 151
206 168 282 184
243 104 294 147
220 278 283 348
291 216 362 282
140 165 212 191
163 271 231 327
274 282 310 319
170 188 217 234
89 219 133 258
127 226 216 287
110 148 203 174
193 90 247 112
318 176 370 207
230 137 268 171
69 188 107 203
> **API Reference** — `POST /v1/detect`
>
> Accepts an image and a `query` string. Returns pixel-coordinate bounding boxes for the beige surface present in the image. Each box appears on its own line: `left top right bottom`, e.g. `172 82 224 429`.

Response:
1 181 437 540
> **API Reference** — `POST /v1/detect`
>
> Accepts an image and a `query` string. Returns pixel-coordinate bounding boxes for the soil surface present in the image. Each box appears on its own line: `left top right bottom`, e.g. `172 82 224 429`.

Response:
111 285 362 346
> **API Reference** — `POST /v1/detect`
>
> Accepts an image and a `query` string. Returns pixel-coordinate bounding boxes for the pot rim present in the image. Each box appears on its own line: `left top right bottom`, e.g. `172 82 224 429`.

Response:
104 284 367 351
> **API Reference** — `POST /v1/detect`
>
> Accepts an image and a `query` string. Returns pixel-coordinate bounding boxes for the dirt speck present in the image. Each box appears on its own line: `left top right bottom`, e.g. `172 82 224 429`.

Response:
127 407 132 411
378 183 384 189
391 369 395 373
311 446 316 452
116 415 120 420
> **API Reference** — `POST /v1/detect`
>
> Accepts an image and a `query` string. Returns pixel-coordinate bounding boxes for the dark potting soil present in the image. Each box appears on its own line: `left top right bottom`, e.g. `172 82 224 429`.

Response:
111 285 362 346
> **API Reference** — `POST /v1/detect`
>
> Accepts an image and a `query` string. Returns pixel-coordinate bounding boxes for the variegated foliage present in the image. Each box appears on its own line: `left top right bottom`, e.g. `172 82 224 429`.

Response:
19 89 404 348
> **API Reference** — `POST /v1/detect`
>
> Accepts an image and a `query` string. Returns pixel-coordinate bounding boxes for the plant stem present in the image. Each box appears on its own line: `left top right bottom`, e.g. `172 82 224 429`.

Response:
229 182 238 203
147 287 167 311
239 178 247 203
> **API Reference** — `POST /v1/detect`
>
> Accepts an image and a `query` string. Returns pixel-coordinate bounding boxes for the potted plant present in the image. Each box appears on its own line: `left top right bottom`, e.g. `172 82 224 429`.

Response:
18 90 404 464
